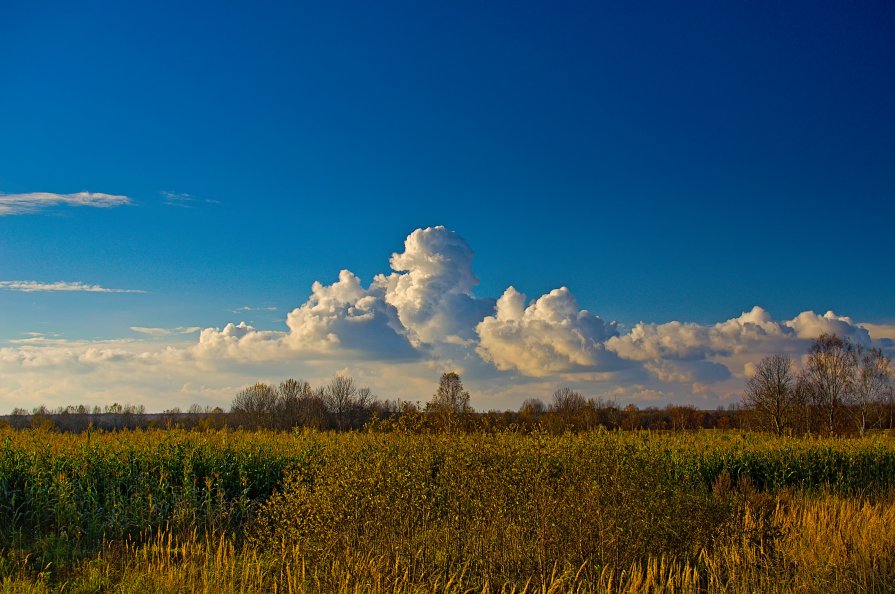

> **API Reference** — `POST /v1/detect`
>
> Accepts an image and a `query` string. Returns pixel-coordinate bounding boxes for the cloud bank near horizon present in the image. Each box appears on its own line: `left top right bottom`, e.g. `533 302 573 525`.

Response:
1 226 893 411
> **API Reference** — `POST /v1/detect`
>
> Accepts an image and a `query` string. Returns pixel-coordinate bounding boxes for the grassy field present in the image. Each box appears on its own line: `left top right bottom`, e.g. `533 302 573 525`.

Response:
1 428 894 592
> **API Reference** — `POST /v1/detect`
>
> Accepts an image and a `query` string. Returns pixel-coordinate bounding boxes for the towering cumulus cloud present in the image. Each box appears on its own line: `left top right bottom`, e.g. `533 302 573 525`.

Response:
476 286 619 376
2 225 893 409
193 226 494 360
375 226 496 346
284 270 415 358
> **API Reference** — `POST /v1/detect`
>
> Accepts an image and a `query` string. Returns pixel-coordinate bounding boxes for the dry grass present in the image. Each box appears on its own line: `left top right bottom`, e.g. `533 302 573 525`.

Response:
1 429 894 592
3 492 893 593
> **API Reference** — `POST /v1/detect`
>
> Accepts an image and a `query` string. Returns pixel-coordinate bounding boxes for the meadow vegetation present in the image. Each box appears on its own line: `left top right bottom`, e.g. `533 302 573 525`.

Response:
1 427 894 593
1 336 892 591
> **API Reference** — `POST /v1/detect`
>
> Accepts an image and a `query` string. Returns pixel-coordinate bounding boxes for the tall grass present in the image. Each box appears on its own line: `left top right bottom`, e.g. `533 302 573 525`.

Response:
0 428 894 591
2 492 893 593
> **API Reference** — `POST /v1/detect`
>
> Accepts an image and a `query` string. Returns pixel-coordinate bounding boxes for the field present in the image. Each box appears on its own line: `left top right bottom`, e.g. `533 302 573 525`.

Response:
1 428 894 593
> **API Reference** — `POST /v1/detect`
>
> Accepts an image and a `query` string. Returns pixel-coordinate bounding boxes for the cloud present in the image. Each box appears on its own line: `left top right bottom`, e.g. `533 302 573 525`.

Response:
196 227 493 363
476 286 620 376
606 306 873 364
284 270 418 359
0 192 130 216
786 310 871 346
0 225 892 411
161 191 219 207
130 326 201 336
0 281 145 293
371 227 496 347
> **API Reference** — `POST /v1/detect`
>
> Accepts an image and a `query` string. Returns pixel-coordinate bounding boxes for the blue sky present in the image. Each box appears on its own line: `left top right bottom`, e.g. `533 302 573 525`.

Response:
1 1 894 410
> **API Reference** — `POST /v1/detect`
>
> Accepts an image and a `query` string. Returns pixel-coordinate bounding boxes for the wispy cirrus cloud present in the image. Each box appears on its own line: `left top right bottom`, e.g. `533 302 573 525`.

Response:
230 306 278 313
162 191 219 207
0 281 145 294
0 192 130 216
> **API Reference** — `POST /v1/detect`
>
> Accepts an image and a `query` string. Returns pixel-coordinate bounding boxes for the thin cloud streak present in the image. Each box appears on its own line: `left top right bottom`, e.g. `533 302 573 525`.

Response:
130 326 201 336
161 191 219 207
0 281 145 294
0 192 130 216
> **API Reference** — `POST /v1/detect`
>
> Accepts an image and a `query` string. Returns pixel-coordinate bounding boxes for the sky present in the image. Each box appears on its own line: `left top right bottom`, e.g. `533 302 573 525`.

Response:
1 0 894 412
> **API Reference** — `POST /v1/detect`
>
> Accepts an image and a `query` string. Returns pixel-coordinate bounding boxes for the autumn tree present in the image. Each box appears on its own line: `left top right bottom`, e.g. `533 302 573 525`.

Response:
803 334 857 435
277 378 326 429
325 374 357 431
230 382 278 429
742 354 798 435
549 387 586 429
849 347 892 436
518 398 546 426
427 372 471 432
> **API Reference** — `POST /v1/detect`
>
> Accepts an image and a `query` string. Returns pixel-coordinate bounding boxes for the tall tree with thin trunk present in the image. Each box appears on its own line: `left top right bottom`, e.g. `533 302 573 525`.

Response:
325 374 357 431
427 372 471 432
230 382 278 429
742 354 797 435
850 347 891 436
803 334 857 435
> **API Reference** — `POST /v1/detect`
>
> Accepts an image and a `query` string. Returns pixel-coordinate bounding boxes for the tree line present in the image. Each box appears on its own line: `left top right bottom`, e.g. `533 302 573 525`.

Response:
4 334 892 435
740 333 893 436
2 372 744 433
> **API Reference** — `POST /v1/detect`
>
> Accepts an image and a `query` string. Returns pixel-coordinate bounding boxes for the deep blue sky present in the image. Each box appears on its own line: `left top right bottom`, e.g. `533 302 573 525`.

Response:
2 0 894 341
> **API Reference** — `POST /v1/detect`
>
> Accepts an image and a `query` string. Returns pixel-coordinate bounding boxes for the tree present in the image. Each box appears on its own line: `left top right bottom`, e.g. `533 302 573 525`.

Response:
883 384 895 430
518 398 546 426
231 382 278 429
742 354 798 435
849 347 891 436
325 374 357 431
666 404 701 431
349 386 375 429
803 334 857 435
550 387 586 429
792 372 814 434
277 378 318 429
427 372 471 431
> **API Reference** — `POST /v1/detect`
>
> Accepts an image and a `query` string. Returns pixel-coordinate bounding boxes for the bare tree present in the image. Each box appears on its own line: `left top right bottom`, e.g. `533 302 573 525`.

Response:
742 354 798 435
325 374 357 431
883 384 895 431
803 334 857 435
231 382 278 429
519 398 546 425
550 387 586 428
849 347 892 436
277 378 319 429
349 386 376 428
792 372 814 434
427 372 471 431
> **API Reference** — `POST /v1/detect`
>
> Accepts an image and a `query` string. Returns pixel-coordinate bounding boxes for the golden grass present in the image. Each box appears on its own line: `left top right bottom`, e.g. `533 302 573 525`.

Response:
2 492 893 593
2 429 895 592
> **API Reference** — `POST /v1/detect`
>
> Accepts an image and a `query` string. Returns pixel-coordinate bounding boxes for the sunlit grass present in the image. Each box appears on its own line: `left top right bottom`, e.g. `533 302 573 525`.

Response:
1 428 894 592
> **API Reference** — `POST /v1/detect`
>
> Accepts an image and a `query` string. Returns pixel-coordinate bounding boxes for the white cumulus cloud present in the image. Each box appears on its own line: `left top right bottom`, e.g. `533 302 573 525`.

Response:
606 306 873 364
1 225 893 411
375 226 496 346
476 286 619 376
